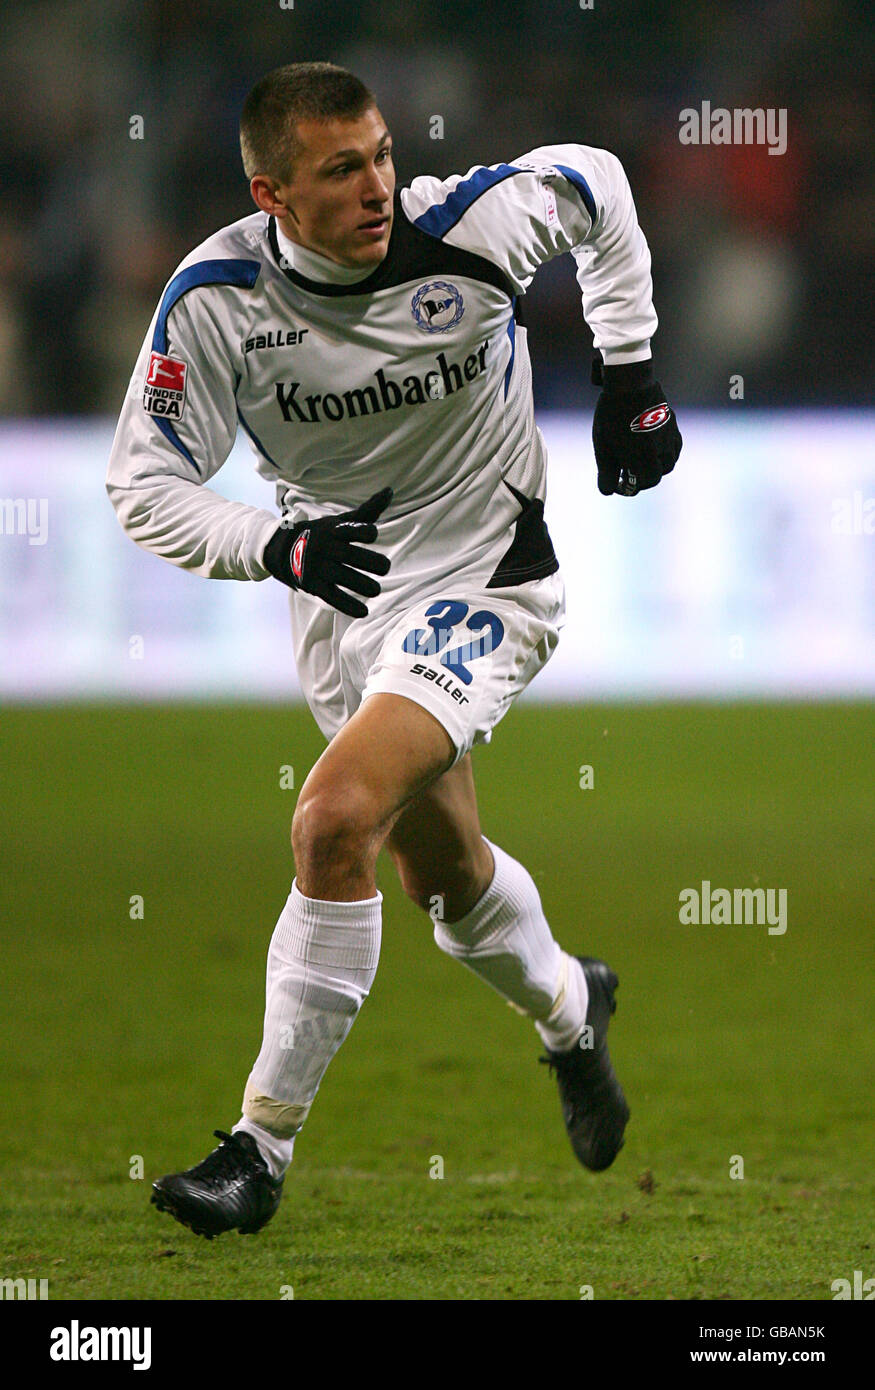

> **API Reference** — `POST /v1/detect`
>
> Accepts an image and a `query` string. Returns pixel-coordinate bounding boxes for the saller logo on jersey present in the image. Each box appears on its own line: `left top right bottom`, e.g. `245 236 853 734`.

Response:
630 403 671 432
144 352 188 419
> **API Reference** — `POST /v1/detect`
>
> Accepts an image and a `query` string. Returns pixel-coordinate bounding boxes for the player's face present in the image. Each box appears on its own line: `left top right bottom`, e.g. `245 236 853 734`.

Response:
273 108 395 269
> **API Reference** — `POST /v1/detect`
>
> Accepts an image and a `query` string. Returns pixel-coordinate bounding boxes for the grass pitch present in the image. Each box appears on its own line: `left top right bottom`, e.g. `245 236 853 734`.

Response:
1 701 872 1300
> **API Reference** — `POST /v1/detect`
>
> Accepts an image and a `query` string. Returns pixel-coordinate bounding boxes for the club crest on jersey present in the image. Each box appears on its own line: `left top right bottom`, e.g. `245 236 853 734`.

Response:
144 351 187 419
411 281 464 333
630 403 671 432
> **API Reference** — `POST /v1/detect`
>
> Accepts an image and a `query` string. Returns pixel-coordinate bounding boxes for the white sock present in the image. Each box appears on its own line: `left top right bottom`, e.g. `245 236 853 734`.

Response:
234 880 382 1178
433 837 588 1052
232 1115 295 1181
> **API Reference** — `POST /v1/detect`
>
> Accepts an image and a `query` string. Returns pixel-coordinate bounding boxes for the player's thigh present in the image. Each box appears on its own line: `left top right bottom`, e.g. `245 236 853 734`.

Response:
294 691 457 847
383 752 491 908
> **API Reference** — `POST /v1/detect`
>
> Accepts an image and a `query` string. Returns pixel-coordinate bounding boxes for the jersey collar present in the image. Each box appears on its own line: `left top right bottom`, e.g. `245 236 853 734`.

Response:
272 219 377 286
268 211 394 297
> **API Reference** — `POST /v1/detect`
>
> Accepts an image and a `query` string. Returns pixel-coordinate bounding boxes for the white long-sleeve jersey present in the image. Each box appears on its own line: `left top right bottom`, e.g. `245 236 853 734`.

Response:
106 143 657 607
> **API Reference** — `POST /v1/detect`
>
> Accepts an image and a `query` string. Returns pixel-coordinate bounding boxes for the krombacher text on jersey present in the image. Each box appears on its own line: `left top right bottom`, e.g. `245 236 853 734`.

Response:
274 339 490 424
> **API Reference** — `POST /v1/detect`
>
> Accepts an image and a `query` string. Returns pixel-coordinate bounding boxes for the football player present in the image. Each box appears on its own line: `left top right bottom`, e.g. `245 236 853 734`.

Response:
107 62 681 1238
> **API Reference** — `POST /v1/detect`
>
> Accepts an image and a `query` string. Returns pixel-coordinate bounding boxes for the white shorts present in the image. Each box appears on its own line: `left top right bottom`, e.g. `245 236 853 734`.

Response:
290 570 566 764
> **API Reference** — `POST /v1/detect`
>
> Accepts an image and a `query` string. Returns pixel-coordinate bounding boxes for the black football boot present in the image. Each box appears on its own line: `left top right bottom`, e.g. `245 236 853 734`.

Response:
151 1130 283 1239
540 956 630 1171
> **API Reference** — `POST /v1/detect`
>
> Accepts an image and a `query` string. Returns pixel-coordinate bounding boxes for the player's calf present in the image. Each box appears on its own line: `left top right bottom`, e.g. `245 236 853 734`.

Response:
383 751 495 921
390 845 495 922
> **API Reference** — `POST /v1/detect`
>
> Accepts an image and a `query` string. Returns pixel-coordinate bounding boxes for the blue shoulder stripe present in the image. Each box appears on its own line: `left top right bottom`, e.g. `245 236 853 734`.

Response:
152 259 261 354
553 164 597 222
149 258 260 475
413 165 524 239
412 162 598 240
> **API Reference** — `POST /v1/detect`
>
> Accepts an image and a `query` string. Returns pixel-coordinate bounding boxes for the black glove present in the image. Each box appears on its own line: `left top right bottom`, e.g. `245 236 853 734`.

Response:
263 486 393 619
591 357 682 496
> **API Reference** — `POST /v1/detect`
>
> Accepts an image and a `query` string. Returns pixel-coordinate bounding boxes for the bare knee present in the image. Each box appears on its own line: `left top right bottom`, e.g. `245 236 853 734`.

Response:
292 785 382 893
292 784 376 858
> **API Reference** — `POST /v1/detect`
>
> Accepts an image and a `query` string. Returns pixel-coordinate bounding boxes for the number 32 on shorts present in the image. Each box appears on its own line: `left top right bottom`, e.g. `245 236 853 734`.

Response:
401 600 505 686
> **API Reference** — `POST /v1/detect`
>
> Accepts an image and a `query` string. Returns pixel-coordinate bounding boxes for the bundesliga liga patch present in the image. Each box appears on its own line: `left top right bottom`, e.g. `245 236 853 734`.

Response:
143 351 188 419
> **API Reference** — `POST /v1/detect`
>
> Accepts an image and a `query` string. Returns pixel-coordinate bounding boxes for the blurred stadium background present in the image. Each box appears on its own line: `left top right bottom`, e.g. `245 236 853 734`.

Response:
0 0 872 698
